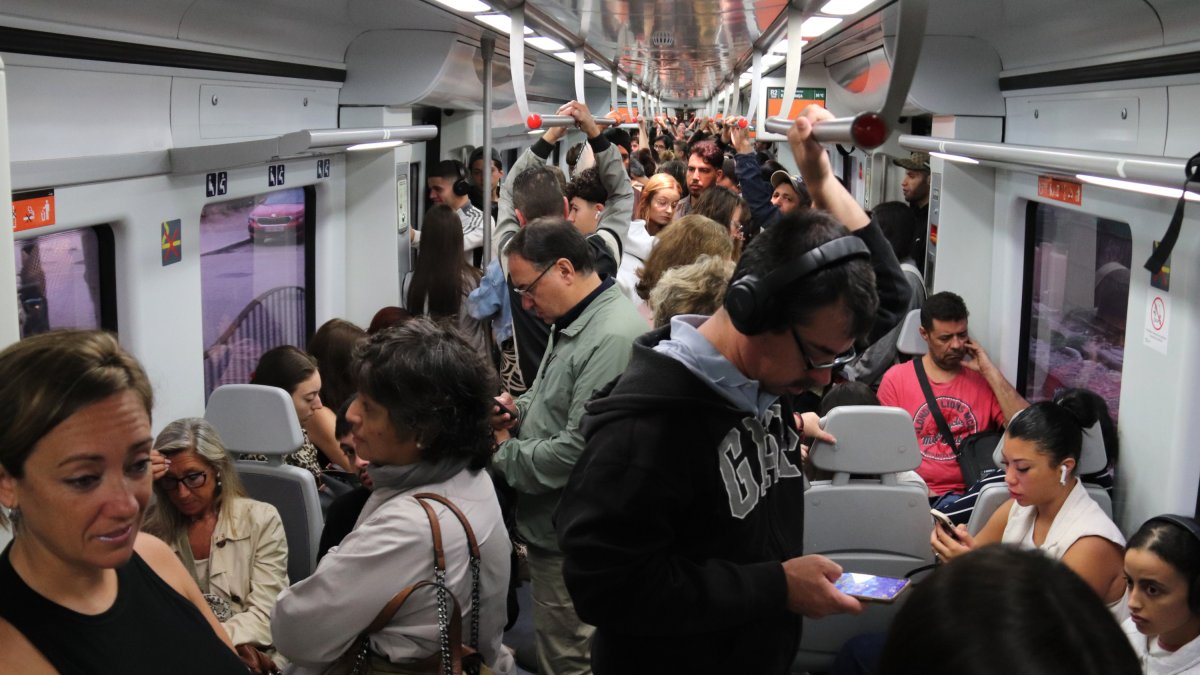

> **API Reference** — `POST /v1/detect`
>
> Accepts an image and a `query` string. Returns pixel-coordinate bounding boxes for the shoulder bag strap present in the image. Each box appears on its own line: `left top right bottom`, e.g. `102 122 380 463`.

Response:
361 580 466 675
414 494 482 651
913 358 959 456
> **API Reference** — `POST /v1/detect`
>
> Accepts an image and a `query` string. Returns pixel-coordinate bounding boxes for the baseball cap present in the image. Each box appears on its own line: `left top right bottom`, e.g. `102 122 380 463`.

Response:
770 170 803 195
893 151 930 172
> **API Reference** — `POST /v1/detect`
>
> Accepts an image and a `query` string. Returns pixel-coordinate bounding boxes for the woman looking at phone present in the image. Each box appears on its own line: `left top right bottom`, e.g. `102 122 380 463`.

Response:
1123 515 1200 673
0 331 246 673
931 400 1126 612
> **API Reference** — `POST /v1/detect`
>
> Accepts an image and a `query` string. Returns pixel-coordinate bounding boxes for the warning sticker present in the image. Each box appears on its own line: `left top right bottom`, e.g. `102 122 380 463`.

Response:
1144 293 1169 355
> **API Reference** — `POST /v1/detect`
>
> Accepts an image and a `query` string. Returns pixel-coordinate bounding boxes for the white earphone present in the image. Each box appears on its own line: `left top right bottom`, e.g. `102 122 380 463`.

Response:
1059 465 1070 486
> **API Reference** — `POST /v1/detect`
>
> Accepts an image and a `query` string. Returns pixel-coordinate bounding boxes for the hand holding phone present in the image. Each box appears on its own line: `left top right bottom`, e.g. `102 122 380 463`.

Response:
834 572 910 604
930 509 961 542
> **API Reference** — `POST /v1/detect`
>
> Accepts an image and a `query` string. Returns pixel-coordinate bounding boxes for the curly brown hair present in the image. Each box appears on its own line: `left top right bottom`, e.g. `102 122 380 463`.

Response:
635 215 733 300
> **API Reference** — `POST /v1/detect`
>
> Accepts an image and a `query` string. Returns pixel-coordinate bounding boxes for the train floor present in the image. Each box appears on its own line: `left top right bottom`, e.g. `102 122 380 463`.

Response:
504 582 538 675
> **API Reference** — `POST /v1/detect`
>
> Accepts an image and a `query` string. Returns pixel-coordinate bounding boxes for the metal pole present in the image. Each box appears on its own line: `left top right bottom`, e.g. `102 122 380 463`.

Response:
481 35 495 265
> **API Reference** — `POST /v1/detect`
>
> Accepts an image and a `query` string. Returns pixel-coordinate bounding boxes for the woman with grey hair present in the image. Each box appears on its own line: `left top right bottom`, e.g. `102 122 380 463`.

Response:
145 417 288 674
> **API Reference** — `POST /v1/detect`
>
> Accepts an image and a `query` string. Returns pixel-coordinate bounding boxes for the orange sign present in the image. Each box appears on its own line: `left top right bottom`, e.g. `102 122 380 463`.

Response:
12 189 56 232
1037 176 1082 206
766 87 827 120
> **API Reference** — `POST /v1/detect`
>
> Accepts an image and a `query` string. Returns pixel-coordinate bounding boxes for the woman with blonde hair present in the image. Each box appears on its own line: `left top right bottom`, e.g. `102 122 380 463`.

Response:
648 254 736 328
145 417 288 674
635 214 734 303
618 172 684 310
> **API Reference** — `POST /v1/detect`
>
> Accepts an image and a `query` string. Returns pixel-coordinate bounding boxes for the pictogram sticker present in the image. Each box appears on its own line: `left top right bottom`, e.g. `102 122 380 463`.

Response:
1144 293 1169 355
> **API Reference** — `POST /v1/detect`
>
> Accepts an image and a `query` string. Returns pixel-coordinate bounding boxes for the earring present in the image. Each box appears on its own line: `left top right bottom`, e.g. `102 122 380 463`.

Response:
8 505 21 529
1059 465 1069 486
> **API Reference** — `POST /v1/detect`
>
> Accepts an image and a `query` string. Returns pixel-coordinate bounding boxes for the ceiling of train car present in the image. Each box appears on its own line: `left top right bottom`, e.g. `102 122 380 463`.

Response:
514 0 790 101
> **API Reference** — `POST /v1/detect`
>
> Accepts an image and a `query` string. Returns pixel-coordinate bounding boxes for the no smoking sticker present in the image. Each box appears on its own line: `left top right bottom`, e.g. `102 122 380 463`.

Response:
1144 294 1169 355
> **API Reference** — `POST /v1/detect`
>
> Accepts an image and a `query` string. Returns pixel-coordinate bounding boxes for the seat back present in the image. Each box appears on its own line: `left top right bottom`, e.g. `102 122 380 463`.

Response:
896 309 927 356
794 406 935 672
206 384 322 582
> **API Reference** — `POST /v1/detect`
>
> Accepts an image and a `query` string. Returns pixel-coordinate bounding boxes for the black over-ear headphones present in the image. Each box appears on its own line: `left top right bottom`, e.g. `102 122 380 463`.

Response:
1147 514 1200 612
452 160 471 197
725 236 871 335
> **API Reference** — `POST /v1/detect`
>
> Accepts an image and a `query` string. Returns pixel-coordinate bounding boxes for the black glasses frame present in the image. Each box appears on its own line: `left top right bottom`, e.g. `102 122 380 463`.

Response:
791 327 859 370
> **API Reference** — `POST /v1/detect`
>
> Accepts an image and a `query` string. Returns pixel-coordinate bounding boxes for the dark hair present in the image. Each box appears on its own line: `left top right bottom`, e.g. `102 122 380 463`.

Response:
0 330 153 483
657 160 687 191
407 205 481 318
731 209 878 338
689 140 723 170
692 186 745 231
308 319 366 410
251 345 317 394
721 157 739 185
351 318 496 470
334 395 356 440
431 159 467 183
920 291 969 331
505 217 595 275
880 545 1141 675
603 127 632 156
467 146 501 172
636 148 657 177
1007 400 1085 467
1053 388 1118 467
367 306 414 335
874 201 918 260
565 168 607 206
760 159 785 182
1128 516 1200 612
566 142 586 169
512 165 565 221
819 382 880 416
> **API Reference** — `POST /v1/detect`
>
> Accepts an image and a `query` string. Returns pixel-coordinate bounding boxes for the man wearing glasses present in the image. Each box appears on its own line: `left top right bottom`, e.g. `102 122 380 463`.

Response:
556 106 910 674
490 217 646 675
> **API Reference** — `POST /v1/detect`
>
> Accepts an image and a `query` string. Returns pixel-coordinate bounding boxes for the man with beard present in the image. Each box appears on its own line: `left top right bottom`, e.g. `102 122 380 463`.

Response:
674 140 724 218
555 106 911 674
877 291 1027 498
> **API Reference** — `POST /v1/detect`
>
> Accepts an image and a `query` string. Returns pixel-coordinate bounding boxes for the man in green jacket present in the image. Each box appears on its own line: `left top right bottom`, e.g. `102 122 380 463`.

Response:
492 218 646 675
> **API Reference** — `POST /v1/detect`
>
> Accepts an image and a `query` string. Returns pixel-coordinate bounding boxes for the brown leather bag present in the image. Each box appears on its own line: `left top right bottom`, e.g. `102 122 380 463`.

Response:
323 494 494 675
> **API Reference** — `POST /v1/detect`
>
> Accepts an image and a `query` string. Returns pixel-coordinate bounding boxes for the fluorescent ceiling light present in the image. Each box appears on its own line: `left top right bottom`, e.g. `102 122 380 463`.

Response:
800 16 843 37
739 72 753 82
553 51 576 63
770 38 808 55
525 36 565 51
595 71 612 80
762 53 786 69
347 140 405 151
820 0 875 15
930 151 979 165
583 63 603 72
433 0 490 12
1076 174 1200 202
475 13 532 35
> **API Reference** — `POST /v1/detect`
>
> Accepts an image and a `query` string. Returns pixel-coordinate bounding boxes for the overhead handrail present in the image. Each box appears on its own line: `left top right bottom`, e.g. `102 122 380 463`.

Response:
759 0 928 149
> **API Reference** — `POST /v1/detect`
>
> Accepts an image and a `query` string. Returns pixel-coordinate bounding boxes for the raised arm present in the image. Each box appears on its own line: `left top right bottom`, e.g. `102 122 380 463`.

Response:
729 120 780 230
561 100 633 247
962 338 1030 422
493 127 566 258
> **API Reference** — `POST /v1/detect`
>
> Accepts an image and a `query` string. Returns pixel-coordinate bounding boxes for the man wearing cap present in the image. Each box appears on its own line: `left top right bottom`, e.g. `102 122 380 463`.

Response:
726 118 809 231
894 151 930 272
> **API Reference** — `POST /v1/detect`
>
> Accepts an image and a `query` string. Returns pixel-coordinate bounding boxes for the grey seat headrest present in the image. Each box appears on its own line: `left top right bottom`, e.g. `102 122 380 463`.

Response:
205 384 304 456
809 406 922 474
991 415 1107 476
896 309 927 356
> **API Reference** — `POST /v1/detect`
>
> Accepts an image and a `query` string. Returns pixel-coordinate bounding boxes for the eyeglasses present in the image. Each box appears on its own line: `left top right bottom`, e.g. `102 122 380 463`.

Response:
791 327 859 370
652 197 678 210
510 264 554 298
161 471 208 492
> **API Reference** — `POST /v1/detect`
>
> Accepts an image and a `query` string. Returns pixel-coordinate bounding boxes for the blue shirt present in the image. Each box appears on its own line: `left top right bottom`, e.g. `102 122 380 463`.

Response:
653 315 779 417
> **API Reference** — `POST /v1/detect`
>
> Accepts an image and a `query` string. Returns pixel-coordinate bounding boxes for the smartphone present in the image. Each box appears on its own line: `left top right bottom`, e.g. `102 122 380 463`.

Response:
930 509 961 542
835 572 910 603
494 399 518 420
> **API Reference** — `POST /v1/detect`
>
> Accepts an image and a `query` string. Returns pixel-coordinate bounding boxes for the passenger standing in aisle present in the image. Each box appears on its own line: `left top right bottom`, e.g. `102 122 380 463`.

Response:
894 151 930 272
416 159 493 263
491 219 645 675
556 105 909 674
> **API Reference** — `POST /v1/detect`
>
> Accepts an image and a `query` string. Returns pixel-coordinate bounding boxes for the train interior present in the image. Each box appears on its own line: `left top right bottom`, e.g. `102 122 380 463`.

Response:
2 0 1200 667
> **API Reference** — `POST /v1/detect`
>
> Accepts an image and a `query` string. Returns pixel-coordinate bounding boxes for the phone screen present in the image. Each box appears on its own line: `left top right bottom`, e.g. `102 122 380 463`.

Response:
835 573 910 602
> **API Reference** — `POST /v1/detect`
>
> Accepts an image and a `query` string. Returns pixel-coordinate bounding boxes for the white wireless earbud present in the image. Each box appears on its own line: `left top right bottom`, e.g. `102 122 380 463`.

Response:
1059 465 1070 486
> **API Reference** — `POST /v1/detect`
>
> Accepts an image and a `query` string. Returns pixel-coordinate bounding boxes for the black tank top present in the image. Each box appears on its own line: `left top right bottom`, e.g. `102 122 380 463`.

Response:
0 543 248 674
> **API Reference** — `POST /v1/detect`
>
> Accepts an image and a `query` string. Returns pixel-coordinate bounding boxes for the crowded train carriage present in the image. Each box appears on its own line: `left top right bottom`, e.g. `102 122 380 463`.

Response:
2 0 1200 673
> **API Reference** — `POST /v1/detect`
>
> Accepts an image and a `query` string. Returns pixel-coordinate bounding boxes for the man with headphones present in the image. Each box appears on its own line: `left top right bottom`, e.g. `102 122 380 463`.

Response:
557 106 910 674
416 158 492 261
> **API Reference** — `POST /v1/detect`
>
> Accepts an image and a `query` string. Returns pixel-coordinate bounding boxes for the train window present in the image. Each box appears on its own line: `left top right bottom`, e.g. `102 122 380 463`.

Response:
13 226 116 339
1020 202 1131 417
200 186 314 399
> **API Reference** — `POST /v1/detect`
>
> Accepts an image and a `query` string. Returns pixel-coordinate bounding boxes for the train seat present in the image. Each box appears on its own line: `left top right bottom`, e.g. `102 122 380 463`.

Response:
896 309 927 356
205 384 322 583
966 420 1112 535
794 405 934 672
